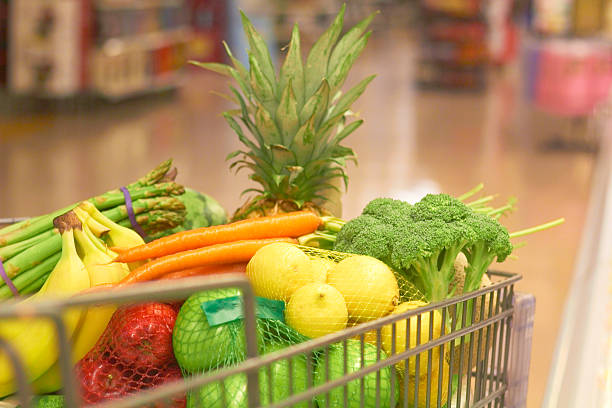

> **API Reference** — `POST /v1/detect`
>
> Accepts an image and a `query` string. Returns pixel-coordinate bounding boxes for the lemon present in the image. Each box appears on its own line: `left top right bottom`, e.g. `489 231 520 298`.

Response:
381 301 444 377
285 283 348 338
327 255 399 323
246 243 325 300
398 360 450 408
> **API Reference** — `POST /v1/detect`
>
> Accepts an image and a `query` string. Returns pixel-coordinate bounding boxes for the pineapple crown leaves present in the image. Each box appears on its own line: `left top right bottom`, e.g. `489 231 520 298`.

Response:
191 5 377 205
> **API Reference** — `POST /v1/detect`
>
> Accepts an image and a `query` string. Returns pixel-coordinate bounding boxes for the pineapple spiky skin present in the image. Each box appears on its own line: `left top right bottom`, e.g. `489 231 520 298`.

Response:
192 5 377 220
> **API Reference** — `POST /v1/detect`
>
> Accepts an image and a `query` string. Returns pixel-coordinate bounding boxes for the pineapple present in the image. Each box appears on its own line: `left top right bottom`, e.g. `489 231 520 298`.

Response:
193 5 376 220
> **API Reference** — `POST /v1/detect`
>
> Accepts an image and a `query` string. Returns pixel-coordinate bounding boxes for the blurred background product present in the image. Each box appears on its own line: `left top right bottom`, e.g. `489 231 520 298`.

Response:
5 0 227 99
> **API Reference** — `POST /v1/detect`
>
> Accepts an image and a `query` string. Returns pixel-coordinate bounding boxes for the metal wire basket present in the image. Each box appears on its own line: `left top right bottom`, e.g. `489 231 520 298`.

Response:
0 268 533 408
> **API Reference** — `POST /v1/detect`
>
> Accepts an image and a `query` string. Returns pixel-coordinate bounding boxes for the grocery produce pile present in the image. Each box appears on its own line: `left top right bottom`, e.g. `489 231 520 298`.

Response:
0 5 565 408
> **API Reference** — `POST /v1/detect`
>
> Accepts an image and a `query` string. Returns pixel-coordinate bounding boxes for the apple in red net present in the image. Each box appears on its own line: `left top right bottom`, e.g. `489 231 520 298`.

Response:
149 364 186 408
76 356 130 404
108 302 178 367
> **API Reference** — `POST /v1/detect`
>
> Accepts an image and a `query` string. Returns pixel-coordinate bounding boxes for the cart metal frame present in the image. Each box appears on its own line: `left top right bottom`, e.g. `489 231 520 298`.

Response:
0 270 532 408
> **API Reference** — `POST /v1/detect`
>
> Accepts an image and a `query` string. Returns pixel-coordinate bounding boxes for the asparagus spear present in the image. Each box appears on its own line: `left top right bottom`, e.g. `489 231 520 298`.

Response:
0 195 186 289
0 182 184 246
2 234 61 278
0 159 177 238
100 197 185 222
0 253 60 299
117 210 185 235
18 271 52 296
0 229 56 261
132 159 174 187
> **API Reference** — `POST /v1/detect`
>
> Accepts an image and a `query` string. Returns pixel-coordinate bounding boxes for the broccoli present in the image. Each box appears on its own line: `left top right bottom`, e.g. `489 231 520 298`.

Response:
334 194 513 302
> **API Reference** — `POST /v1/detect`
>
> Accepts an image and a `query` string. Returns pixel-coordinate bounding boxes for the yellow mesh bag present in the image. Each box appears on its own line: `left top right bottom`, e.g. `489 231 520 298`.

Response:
245 243 426 339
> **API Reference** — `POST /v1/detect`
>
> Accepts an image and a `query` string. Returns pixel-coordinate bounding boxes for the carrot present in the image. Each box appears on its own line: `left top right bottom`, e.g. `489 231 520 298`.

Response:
118 238 297 285
158 262 247 280
113 211 321 263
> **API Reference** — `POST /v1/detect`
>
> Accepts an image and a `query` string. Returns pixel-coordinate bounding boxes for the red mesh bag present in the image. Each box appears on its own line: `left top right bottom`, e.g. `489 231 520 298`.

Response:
75 302 185 407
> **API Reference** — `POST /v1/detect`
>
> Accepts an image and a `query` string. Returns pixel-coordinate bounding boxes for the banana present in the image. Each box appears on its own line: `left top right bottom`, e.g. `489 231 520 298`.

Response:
71 224 128 361
32 223 129 394
78 201 145 249
78 201 145 270
0 215 90 398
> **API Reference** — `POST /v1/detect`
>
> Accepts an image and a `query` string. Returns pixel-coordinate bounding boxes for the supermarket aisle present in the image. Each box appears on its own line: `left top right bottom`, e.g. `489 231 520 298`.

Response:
0 28 595 407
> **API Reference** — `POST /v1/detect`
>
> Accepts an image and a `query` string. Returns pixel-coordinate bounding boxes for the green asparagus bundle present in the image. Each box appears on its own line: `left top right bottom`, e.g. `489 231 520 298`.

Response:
0 160 186 299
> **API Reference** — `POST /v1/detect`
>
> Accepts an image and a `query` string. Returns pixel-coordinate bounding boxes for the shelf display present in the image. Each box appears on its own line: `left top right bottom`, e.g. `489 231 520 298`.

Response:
416 0 489 90
5 0 227 99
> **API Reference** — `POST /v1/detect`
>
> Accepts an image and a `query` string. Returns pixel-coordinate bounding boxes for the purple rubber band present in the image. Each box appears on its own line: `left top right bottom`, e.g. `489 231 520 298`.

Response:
120 186 149 241
0 259 19 297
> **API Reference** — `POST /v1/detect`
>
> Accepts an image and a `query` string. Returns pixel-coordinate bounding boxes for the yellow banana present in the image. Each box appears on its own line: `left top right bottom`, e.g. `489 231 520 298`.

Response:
78 201 145 270
32 224 129 394
71 225 128 361
78 201 145 248
0 219 90 397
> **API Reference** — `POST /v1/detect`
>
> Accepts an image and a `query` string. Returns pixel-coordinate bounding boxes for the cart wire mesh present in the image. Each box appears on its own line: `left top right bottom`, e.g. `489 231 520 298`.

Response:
0 269 522 408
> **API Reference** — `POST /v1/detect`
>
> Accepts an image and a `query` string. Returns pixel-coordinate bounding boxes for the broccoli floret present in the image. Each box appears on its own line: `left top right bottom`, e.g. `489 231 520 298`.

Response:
333 194 513 302
334 215 393 264
362 197 413 228
410 193 473 222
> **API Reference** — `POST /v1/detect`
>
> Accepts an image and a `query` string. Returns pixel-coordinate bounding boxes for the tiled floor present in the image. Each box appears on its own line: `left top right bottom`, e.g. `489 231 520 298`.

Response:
0 27 596 407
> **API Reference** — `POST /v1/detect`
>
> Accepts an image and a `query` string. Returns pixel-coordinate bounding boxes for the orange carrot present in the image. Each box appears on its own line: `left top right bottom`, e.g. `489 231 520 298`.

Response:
159 262 247 280
113 211 321 263
118 238 297 285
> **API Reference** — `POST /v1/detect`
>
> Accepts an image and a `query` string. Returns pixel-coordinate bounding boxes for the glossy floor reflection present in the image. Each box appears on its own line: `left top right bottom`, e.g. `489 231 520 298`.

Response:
0 28 595 407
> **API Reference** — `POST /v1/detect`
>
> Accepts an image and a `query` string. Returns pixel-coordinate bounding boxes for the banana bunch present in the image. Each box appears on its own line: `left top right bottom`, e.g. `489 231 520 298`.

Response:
0 203 143 397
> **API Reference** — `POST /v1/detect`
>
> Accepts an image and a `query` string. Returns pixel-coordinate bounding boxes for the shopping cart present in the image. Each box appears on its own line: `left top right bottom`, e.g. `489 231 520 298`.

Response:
0 263 534 408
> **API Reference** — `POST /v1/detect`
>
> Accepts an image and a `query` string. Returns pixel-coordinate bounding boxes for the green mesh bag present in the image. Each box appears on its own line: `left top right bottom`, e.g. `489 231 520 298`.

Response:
314 340 397 408
172 286 314 407
186 343 311 408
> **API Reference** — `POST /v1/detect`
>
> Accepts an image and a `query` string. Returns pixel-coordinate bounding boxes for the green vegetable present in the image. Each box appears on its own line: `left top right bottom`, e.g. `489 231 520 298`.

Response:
150 188 228 239
334 194 513 302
